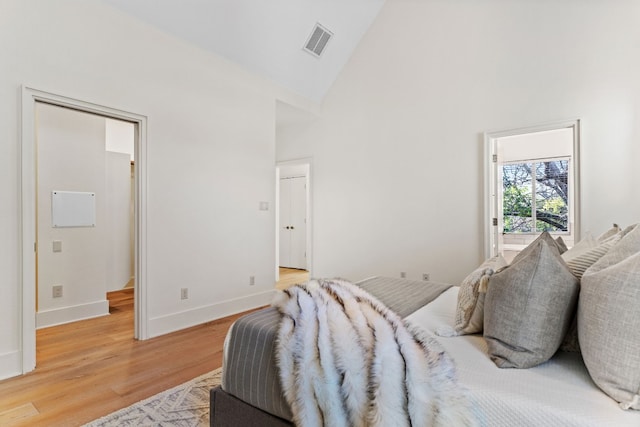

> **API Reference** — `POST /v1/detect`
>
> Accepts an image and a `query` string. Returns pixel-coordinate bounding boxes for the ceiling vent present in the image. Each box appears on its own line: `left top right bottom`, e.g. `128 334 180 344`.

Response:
304 23 333 58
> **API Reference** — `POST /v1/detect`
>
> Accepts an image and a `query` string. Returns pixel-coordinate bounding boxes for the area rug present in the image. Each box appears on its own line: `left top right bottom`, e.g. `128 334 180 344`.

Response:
84 368 221 427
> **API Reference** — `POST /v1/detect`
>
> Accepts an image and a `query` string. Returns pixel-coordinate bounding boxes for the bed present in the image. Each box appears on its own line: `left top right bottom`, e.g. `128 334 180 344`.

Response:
210 227 640 426
210 276 452 426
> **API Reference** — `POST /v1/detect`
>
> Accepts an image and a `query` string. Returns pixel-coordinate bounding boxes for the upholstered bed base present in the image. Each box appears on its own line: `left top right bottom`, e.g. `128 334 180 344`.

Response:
210 386 292 427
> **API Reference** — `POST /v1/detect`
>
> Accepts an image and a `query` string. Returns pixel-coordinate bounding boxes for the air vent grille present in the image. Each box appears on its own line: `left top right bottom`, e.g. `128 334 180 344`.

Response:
304 23 333 57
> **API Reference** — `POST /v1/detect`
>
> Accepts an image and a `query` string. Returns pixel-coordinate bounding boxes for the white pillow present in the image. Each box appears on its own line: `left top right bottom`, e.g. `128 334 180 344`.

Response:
561 232 596 262
566 234 621 279
559 234 622 353
585 224 639 275
452 255 507 335
596 223 621 242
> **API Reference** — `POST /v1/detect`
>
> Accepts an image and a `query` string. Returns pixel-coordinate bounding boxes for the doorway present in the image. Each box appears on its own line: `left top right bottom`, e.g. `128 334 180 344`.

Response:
35 104 135 329
484 120 581 260
276 160 312 282
20 87 148 374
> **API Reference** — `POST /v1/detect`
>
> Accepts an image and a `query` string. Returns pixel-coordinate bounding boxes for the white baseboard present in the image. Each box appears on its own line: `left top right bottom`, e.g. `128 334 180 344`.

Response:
147 289 277 338
36 299 109 329
0 350 22 380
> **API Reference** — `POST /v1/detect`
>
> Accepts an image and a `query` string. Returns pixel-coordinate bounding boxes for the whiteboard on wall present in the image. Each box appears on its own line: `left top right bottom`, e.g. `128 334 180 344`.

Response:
51 191 96 227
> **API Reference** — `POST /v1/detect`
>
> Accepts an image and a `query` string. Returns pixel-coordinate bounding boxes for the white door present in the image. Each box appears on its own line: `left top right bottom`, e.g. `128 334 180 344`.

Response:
279 176 307 269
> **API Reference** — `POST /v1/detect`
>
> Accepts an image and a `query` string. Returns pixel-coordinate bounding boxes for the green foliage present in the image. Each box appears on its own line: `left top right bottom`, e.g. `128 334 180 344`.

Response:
503 184 532 233
502 160 569 233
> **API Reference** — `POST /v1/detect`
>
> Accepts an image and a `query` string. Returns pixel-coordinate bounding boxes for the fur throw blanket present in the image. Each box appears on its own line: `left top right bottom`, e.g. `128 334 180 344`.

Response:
273 279 480 427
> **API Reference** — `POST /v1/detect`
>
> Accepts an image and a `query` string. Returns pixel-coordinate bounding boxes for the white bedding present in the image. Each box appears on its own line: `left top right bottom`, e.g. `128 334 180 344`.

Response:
406 287 640 427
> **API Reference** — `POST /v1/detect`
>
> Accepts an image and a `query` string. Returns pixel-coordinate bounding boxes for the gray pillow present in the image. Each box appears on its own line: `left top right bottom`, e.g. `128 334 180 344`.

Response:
555 236 568 254
484 240 579 368
578 228 640 410
512 231 564 265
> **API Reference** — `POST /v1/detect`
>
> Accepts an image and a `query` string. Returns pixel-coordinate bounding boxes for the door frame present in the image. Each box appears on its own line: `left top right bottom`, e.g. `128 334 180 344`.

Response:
19 86 149 374
276 158 313 281
483 119 581 259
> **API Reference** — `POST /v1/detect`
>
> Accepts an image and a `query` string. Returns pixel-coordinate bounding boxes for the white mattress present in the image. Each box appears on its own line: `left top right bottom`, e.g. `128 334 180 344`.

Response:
406 287 640 427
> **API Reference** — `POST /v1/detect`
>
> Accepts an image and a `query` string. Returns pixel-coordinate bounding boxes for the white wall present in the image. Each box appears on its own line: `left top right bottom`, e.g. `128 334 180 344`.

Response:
106 151 132 292
105 118 135 161
105 118 134 291
0 0 315 379
36 103 109 328
499 128 573 163
38 105 132 326
277 0 640 284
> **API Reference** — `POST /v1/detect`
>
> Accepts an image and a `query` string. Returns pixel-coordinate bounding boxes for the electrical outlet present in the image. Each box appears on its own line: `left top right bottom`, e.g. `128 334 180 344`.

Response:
52 285 63 298
400 272 406 278
249 276 255 286
423 273 430 281
181 288 188 300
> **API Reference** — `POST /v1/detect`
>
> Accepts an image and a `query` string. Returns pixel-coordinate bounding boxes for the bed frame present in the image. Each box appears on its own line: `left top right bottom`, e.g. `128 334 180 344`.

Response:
210 386 292 427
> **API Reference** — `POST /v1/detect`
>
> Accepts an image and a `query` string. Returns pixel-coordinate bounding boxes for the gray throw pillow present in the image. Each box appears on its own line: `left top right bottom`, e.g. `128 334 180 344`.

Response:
555 236 568 254
512 231 564 265
484 240 579 368
579 228 640 410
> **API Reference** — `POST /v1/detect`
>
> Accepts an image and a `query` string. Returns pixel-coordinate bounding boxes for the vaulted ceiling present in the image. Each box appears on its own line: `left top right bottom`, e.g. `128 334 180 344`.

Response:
101 0 386 103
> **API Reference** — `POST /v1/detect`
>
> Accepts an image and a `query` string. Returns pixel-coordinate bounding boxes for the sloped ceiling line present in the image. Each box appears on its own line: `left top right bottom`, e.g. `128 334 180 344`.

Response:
100 0 386 102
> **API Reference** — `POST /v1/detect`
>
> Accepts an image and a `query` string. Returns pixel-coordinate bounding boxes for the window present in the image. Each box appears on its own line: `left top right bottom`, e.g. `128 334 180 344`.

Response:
502 158 569 234
484 119 580 260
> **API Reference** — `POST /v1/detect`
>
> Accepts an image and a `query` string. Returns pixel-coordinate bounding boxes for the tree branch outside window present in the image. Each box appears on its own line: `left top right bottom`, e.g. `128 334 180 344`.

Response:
503 159 569 233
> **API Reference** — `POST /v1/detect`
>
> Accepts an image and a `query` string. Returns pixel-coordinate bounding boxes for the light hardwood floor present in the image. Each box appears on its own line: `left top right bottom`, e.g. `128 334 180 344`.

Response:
275 267 309 290
0 269 307 426
0 288 250 426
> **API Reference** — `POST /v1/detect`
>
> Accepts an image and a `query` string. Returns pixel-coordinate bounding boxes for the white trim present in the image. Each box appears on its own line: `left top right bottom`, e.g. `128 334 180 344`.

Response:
0 351 22 380
36 300 109 329
276 157 314 277
483 135 497 259
275 167 280 281
147 290 277 338
483 119 581 259
19 86 149 375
